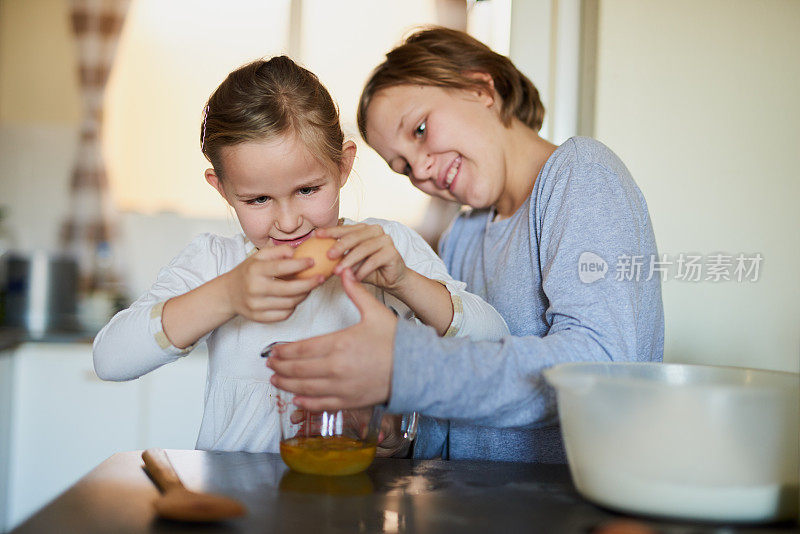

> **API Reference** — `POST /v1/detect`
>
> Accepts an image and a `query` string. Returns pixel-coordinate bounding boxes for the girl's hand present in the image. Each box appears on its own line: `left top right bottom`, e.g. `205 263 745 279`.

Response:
316 224 409 293
224 245 324 323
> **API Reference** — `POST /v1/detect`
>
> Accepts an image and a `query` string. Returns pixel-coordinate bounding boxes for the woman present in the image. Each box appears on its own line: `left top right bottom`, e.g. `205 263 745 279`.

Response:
268 28 664 463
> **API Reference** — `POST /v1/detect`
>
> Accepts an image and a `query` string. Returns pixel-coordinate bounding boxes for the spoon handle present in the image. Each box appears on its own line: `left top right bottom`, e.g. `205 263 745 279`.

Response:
142 448 184 493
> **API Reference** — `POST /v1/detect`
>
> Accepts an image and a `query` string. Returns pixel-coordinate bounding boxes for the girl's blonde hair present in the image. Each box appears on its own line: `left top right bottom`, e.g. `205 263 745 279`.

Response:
201 56 344 178
357 27 545 139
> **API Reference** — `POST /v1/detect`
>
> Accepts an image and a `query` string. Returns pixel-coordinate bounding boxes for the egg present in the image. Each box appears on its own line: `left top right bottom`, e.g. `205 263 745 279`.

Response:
291 236 340 280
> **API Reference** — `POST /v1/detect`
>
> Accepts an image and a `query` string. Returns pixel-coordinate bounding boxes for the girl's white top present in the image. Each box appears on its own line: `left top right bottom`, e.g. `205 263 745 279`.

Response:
93 218 508 452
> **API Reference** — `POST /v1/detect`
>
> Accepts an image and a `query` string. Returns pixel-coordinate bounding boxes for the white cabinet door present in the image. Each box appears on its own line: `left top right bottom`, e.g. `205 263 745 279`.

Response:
139 347 207 450
0 353 14 532
7 343 140 530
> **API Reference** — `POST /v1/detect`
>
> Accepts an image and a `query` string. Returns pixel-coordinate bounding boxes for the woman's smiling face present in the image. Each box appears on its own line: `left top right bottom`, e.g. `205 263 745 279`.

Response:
205 134 348 249
364 83 506 210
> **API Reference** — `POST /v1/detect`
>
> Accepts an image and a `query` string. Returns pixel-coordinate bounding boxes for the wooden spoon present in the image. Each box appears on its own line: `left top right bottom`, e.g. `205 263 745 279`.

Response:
141 448 246 522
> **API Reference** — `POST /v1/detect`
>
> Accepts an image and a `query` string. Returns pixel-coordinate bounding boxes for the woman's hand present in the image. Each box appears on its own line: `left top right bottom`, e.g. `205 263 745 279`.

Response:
223 246 324 323
267 268 398 410
316 224 409 294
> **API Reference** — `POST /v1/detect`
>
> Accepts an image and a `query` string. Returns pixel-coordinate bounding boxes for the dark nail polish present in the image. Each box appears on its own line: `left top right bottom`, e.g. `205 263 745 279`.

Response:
260 340 287 358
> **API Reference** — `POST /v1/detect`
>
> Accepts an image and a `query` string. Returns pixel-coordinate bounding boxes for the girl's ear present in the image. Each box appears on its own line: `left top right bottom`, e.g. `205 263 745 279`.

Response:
205 168 232 206
465 71 496 108
338 140 357 188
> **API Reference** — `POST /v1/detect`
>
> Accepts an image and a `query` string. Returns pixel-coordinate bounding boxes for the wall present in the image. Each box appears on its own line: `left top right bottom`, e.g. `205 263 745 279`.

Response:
104 0 445 224
509 0 583 145
0 0 81 124
266 0 440 224
0 0 81 253
5 0 794 373
0 0 517 302
593 0 800 372
103 0 291 218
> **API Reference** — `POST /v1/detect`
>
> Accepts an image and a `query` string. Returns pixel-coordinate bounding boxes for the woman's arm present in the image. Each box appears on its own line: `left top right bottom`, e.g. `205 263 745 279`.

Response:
269 161 663 424
389 162 664 425
267 270 618 424
390 163 664 426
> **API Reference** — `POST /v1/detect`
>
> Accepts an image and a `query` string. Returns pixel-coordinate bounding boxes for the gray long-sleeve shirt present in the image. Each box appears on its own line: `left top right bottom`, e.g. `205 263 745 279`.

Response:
387 137 665 462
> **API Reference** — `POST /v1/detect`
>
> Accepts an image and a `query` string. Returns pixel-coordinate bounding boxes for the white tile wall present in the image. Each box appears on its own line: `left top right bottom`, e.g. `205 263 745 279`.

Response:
0 124 78 254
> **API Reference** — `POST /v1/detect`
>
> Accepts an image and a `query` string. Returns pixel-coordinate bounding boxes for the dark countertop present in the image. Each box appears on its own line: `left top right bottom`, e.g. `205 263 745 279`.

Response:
0 327 25 352
9 450 799 533
0 327 94 353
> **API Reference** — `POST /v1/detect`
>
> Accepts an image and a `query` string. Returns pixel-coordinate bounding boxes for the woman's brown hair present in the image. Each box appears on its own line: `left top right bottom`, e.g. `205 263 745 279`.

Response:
201 56 344 178
357 27 545 140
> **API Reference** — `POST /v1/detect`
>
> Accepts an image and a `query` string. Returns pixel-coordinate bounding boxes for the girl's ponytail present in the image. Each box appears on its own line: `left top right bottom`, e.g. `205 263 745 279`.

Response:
202 56 344 180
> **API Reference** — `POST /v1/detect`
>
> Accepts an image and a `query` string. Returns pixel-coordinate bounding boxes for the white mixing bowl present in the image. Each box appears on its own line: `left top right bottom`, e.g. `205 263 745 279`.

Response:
544 362 799 523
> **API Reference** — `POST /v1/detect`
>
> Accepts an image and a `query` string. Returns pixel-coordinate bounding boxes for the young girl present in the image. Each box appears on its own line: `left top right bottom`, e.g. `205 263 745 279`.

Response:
92 56 508 453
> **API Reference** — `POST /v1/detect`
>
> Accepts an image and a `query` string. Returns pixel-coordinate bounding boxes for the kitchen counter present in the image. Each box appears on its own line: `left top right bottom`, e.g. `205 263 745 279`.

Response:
0 327 95 354
0 327 25 352
9 450 799 533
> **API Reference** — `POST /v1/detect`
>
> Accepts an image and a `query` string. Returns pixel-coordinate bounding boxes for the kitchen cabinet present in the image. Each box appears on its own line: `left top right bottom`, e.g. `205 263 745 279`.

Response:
0 352 14 533
1 342 207 532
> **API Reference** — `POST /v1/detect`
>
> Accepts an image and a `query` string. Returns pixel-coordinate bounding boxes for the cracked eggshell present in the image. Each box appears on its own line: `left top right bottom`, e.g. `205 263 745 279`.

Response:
292 236 340 280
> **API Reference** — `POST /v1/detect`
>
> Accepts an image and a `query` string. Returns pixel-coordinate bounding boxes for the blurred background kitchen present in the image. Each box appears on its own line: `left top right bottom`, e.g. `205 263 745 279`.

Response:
0 0 797 531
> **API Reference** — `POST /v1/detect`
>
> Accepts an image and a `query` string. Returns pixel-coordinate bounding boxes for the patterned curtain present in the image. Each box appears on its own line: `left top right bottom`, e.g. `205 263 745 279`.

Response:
61 0 130 290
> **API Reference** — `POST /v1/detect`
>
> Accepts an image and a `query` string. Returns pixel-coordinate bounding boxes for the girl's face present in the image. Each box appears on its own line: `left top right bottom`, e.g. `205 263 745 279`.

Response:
364 83 506 209
206 134 354 249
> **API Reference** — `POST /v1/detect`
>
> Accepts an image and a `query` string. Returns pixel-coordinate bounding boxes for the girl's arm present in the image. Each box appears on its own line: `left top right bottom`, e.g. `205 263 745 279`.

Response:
382 268 453 336
317 223 452 335
160 274 235 349
93 234 225 381
93 234 321 380
161 247 320 348
389 222 509 342
317 220 508 339
368 219 509 341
